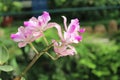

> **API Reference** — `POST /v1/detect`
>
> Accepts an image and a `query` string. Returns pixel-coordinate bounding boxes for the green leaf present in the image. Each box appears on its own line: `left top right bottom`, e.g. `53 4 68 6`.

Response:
79 59 96 69
0 65 14 72
110 63 119 73
111 75 119 80
92 69 110 77
92 70 103 77
0 40 2 44
0 45 9 65
0 78 2 80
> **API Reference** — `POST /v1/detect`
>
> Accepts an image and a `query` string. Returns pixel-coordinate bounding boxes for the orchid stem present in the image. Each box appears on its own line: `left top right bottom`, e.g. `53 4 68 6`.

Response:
29 43 39 54
21 52 44 76
43 35 49 46
20 43 53 77
45 52 59 60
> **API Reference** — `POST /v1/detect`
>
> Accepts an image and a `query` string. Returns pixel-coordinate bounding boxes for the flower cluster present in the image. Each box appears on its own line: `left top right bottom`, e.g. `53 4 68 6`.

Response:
11 11 85 57
52 16 85 57
11 11 50 47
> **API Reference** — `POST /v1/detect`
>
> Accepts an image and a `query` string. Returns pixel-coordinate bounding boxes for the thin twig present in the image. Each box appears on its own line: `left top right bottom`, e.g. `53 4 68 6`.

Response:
45 52 59 60
29 43 39 54
43 35 49 46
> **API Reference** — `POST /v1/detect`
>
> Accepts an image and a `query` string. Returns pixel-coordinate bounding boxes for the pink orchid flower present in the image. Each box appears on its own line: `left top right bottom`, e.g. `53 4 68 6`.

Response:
11 11 52 48
24 11 51 37
62 16 85 44
52 40 77 57
11 11 50 47
51 16 85 57
11 26 37 48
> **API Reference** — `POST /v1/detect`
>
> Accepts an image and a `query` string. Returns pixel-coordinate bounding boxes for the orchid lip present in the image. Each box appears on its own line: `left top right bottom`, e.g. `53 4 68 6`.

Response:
68 25 76 33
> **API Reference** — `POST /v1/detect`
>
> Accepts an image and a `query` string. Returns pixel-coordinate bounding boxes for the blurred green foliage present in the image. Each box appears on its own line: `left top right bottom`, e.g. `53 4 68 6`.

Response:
110 31 120 44
0 0 22 13
51 0 120 8
49 0 120 21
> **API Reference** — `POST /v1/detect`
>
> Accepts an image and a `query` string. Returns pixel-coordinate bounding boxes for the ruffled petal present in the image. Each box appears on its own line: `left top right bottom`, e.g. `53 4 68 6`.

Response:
52 40 77 57
24 17 38 28
10 34 24 42
38 11 51 28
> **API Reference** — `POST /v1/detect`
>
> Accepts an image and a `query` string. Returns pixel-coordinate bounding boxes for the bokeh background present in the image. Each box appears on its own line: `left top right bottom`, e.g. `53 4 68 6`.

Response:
0 0 120 80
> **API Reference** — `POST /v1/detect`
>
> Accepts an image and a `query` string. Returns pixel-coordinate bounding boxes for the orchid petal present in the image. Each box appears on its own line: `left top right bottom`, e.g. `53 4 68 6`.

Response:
52 40 77 57
11 26 37 47
10 34 24 42
68 18 79 32
38 11 51 28
42 11 51 22
24 17 38 27
18 42 27 48
62 16 67 31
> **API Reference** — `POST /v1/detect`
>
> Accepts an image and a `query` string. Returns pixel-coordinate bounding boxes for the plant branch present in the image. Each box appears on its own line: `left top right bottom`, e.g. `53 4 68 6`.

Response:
21 43 53 77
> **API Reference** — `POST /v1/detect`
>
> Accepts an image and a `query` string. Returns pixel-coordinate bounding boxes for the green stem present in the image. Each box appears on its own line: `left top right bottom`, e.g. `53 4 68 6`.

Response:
45 52 59 60
43 35 49 46
29 43 39 54
21 43 53 77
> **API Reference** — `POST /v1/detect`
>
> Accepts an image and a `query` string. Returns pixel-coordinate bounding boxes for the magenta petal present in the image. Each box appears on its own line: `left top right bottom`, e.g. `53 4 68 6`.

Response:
75 36 82 42
24 21 29 27
11 34 16 39
43 11 51 21
79 28 85 33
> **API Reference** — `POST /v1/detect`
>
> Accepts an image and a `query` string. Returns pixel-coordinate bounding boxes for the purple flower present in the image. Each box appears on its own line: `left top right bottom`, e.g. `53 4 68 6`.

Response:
11 11 51 48
52 16 85 57
11 26 37 47
62 16 85 43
